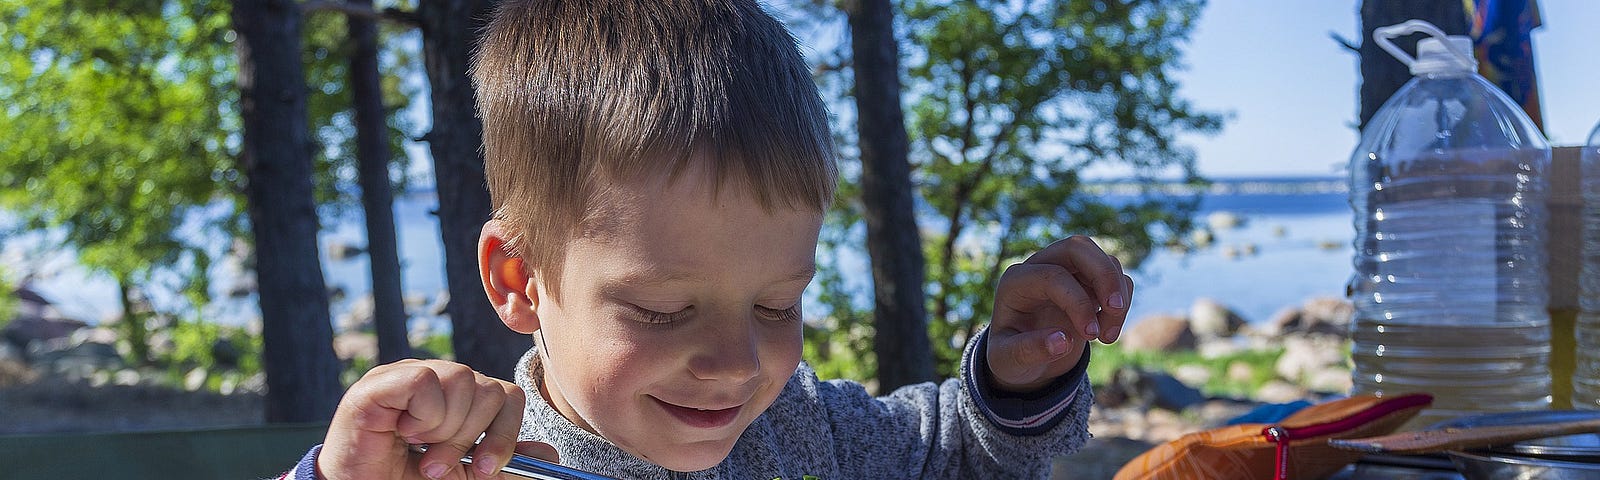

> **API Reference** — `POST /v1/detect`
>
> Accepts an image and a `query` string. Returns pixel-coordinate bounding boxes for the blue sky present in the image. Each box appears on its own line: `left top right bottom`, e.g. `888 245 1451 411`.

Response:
1172 0 1600 178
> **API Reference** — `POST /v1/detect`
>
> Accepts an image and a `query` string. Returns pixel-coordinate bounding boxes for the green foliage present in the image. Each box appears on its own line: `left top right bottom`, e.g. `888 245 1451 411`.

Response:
904 0 1223 377
413 333 455 360
158 318 264 392
0 0 425 369
1088 344 1284 399
795 0 1225 381
0 267 14 329
0 0 239 351
802 199 878 383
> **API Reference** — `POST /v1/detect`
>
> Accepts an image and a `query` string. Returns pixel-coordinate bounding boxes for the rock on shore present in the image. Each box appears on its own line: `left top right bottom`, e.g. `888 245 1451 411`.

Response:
1088 296 1355 448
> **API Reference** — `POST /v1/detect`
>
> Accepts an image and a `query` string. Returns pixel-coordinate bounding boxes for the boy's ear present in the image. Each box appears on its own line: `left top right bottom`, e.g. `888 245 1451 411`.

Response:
479 219 540 334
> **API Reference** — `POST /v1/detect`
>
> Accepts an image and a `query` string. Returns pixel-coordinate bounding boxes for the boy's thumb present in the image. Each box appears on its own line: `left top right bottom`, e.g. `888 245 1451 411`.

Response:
988 329 1070 380
514 441 560 463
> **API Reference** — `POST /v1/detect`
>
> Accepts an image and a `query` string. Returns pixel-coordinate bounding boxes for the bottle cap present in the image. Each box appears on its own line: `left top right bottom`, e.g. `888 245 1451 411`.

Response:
1412 36 1476 75
1373 20 1477 76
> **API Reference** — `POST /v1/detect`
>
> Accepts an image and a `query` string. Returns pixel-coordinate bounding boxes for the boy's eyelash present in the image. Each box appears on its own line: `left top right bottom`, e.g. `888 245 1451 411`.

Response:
629 305 691 324
757 305 801 324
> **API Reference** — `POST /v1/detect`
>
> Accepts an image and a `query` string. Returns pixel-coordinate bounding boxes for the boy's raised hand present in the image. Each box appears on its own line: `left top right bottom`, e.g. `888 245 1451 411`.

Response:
986 236 1133 393
318 359 556 480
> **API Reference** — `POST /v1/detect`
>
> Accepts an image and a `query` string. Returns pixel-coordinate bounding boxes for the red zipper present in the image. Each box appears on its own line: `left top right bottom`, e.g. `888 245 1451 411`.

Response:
1261 393 1432 480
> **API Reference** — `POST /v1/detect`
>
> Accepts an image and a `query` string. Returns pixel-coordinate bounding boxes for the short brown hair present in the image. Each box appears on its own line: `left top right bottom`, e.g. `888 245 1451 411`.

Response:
472 0 837 286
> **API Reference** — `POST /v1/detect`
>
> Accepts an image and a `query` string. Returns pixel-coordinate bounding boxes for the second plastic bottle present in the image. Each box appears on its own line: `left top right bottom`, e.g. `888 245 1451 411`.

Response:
1574 120 1600 409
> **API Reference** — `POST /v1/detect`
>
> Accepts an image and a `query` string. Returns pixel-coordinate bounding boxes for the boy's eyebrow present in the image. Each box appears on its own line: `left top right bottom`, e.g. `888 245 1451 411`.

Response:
612 266 817 286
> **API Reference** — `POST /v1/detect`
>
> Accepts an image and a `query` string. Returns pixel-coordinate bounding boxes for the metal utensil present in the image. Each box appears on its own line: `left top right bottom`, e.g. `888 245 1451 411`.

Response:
471 451 619 480
1327 416 1600 455
409 444 619 480
1447 449 1600 480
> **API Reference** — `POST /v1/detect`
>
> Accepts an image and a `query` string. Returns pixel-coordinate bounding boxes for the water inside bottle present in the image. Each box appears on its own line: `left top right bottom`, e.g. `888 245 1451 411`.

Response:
1350 148 1552 427
1572 169 1600 408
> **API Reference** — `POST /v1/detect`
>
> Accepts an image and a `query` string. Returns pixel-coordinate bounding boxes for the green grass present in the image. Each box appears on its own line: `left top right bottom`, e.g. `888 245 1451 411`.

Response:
1088 343 1285 399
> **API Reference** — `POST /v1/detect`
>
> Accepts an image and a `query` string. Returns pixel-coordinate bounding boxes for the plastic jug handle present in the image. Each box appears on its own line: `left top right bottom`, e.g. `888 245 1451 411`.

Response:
1372 20 1474 70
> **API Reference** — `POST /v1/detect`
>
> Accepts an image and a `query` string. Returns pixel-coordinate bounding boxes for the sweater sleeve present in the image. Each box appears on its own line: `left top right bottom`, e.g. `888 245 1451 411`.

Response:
817 327 1093 479
274 444 321 480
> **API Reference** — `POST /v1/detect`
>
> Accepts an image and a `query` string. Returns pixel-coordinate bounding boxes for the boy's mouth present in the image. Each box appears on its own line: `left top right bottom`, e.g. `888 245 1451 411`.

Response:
651 396 742 429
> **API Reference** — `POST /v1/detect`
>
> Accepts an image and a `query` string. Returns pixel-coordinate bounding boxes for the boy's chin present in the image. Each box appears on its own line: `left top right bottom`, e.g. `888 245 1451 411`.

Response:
636 437 739 473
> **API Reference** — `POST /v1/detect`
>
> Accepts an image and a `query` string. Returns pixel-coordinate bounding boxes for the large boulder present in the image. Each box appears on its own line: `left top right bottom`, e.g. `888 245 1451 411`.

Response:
336 295 376 333
1100 367 1208 412
333 332 378 362
1268 297 1353 338
1274 335 1348 383
1189 298 1246 339
1120 314 1197 352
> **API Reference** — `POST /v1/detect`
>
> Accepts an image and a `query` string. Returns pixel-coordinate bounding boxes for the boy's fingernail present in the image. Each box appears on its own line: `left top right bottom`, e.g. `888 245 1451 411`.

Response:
1047 331 1068 356
476 454 499 475
1105 325 1122 343
1085 321 1100 338
1108 292 1126 309
422 463 448 480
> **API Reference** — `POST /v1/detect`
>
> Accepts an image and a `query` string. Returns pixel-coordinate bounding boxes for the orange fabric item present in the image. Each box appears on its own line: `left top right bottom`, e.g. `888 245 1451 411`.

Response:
1114 393 1432 480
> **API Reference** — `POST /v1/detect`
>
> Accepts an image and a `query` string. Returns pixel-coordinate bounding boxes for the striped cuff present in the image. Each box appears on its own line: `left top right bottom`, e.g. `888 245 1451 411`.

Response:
965 328 1089 436
279 444 322 480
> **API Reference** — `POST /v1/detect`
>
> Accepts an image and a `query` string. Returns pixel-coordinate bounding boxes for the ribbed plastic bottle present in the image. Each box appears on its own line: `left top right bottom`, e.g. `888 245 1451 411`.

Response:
1574 120 1600 409
1348 20 1552 427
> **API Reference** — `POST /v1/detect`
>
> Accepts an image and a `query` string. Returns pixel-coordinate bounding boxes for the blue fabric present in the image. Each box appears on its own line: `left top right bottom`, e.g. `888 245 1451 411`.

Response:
1225 400 1316 425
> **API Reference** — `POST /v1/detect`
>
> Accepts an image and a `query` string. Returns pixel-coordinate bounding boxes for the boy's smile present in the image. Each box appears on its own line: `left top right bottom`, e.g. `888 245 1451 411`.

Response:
521 159 823 472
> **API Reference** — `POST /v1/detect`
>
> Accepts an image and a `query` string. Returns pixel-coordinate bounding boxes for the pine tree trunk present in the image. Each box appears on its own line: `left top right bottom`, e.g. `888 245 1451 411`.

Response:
233 0 343 423
845 0 935 392
1359 0 1469 130
418 0 528 381
348 0 411 364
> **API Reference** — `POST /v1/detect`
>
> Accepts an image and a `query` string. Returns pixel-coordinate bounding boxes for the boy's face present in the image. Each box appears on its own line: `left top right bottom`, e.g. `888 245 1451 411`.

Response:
530 163 822 471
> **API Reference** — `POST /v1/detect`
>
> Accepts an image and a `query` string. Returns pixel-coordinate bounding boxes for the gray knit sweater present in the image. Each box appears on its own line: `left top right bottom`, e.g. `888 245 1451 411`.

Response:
513 329 1092 479
283 330 1091 480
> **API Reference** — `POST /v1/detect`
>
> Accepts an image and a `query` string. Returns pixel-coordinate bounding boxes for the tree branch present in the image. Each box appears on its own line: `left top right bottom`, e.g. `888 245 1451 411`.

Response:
1330 31 1359 53
301 0 420 27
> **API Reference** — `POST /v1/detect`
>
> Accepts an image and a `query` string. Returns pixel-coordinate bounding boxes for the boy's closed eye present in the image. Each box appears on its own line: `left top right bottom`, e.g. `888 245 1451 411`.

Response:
623 303 802 325
755 304 802 324
626 303 694 325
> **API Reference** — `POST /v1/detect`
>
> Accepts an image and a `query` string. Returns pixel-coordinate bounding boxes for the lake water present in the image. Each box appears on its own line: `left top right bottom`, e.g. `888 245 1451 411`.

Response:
6 177 1355 331
1122 178 1352 325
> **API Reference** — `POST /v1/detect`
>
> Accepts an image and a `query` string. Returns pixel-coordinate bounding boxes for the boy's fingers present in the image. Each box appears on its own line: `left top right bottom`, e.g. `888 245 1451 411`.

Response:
387 367 449 441
468 383 528 476
419 378 508 479
404 366 478 444
996 263 1100 339
1094 273 1135 343
987 328 1073 387
1023 236 1129 314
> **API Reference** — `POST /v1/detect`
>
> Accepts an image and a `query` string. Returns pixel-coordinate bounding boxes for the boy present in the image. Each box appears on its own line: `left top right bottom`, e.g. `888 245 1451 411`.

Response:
290 0 1132 478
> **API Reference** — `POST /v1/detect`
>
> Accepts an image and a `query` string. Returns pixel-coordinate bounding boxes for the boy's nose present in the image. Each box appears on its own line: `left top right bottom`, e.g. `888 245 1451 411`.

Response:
686 315 762 384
